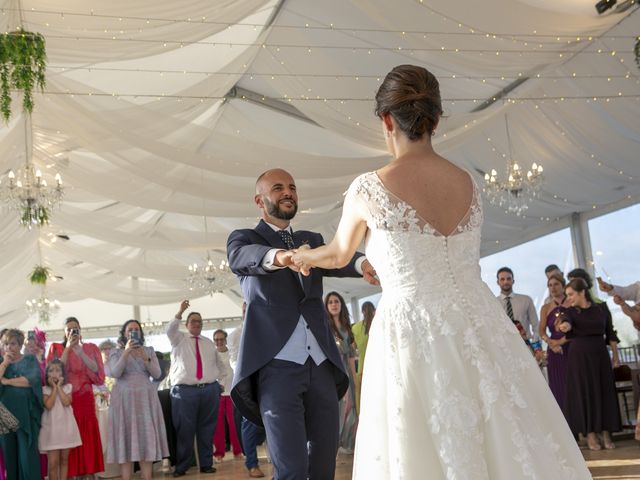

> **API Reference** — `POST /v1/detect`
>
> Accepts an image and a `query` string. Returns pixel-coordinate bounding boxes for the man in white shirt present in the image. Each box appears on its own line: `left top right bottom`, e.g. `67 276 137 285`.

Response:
598 277 640 304
167 300 231 477
496 267 539 342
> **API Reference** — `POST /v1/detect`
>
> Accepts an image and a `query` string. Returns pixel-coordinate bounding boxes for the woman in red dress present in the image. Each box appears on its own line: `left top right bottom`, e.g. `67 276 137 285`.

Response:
47 317 105 478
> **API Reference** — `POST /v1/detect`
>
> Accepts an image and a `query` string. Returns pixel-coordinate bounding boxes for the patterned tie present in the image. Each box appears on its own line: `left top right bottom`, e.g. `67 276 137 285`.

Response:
505 296 516 323
193 336 203 380
278 229 295 249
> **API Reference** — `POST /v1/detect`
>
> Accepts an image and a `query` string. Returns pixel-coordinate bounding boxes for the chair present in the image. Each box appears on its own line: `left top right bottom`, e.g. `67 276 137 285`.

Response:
618 345 639 365
614 365 635 429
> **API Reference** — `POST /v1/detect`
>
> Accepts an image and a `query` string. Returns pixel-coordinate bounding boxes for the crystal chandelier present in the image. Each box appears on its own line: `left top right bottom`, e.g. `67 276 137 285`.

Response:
25 292 60 325
0 116 64 228
185 254 235 296
483 115 544 216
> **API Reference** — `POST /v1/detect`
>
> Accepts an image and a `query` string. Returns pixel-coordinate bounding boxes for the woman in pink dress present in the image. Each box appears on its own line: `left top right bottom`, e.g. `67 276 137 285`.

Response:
47 317 105 479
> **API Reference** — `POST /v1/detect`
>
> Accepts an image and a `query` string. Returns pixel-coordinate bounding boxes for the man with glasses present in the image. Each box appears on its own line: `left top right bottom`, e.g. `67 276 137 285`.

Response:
167 301 231 477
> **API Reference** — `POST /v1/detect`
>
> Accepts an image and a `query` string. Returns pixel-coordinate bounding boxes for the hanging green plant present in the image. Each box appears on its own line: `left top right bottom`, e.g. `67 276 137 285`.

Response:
635 36 640 69
29 265 51 285
0 29 47 122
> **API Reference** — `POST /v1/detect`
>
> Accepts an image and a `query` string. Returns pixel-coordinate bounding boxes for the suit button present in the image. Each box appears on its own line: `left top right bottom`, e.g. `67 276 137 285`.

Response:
307 346 311 350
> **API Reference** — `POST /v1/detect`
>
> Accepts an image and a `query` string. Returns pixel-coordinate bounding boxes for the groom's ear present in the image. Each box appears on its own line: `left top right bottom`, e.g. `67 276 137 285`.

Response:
254 194 264 209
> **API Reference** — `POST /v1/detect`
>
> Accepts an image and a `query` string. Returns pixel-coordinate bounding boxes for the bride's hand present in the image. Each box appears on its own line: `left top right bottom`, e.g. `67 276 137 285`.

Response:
292 244 313 276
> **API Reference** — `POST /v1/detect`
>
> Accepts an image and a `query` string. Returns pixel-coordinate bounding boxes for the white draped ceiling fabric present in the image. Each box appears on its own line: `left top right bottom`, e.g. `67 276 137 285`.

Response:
1 0 639 329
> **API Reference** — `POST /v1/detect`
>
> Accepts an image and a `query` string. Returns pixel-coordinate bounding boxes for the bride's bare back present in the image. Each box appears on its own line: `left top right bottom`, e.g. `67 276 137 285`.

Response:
375 153 473 237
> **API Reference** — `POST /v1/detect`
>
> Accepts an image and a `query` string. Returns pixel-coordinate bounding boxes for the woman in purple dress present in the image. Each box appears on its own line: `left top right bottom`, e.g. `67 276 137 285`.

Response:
558 278 621 451
538 273 571 408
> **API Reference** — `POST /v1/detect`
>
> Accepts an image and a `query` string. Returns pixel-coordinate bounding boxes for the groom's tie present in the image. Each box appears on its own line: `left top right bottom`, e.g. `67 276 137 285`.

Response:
278 229 295 249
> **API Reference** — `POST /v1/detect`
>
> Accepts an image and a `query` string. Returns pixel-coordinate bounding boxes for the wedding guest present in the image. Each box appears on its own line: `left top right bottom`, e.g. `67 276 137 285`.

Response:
47 317 105 479
545 264 563 280
568 269 620 354
107 320 168 480
497 267 539 341
538 273 571 408
352 301 375 414
212 329 242 463
543 264 564 304
558 278 621 450
39 359 81 480
23 328 48 478
598 277 640 304
325 292 358 453
0 329 43 479
167 301 230 477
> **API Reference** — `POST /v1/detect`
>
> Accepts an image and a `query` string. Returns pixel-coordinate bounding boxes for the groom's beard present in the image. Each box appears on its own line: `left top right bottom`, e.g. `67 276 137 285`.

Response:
264 196 297 220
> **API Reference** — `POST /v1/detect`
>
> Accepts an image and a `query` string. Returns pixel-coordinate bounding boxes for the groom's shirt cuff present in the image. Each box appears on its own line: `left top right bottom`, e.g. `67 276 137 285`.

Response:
262 248 286 271
355 257 366 275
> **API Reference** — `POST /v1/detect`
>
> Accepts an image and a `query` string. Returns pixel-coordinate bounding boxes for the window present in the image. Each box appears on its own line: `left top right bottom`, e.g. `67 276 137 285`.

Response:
589 203 640 346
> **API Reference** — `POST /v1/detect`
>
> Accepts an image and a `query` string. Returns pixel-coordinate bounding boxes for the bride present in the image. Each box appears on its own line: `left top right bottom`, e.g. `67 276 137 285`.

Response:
291 65 591 479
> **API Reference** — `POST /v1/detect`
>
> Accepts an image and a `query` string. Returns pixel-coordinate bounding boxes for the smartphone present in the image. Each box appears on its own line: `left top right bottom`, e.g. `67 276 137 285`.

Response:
27 330 36 341
70 328 80 337
129 330 140 345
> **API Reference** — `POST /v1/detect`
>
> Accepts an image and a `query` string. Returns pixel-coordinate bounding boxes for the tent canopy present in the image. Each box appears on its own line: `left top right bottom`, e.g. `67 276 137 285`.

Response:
1 0 639 329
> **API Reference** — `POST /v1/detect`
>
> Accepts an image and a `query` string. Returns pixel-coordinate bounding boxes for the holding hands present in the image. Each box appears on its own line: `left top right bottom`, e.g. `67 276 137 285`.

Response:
287 245 380 286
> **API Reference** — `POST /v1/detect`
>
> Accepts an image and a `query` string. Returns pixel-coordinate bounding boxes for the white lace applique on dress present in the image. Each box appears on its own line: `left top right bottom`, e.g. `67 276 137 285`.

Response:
350 172 591 480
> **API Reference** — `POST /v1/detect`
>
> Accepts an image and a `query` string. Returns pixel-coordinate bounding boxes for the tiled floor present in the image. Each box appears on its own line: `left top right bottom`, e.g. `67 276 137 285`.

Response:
143 440 640 479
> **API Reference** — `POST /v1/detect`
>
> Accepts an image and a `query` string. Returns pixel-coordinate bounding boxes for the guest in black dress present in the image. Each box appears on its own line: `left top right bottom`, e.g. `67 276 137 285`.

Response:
558 278 621 451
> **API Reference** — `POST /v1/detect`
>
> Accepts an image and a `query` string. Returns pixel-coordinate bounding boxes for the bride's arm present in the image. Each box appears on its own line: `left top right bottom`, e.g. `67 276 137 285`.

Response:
293 197 368 273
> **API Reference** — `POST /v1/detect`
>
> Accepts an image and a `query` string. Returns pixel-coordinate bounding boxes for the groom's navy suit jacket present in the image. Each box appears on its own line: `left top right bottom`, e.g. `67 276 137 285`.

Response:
227 219 362 425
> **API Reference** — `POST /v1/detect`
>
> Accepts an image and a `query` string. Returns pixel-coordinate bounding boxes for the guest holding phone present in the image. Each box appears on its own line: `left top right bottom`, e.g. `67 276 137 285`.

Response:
47 317 105 479
106 320 168 480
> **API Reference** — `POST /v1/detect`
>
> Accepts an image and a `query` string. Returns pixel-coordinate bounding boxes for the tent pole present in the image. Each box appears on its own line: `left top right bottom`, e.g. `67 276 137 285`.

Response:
569 212 595 279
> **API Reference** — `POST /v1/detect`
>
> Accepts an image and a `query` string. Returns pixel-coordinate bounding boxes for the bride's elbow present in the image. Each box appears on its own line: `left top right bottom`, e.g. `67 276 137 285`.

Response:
333 253 352 269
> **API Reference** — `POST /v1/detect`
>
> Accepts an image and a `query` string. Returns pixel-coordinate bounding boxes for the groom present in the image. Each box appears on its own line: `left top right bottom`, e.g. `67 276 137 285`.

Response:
227 168 376 480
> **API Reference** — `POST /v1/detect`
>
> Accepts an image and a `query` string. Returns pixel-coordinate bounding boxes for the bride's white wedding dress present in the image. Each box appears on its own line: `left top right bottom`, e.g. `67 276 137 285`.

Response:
350 172 591 480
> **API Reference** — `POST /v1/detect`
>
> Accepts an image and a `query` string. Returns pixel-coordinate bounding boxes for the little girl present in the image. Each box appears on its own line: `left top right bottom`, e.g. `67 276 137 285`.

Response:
39 359 82 480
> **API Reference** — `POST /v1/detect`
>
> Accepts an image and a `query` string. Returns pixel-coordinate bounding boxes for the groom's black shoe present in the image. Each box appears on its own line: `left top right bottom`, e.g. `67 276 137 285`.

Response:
200 466 217 473
172 471 186 477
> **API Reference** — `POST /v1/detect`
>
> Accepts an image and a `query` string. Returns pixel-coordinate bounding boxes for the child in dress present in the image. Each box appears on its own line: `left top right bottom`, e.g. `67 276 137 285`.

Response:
39 359 82 480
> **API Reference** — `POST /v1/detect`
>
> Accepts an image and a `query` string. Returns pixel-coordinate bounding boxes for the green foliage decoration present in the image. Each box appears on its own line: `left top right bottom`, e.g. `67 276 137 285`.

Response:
0 29 47 122
635 36 640 70
29 265 50 285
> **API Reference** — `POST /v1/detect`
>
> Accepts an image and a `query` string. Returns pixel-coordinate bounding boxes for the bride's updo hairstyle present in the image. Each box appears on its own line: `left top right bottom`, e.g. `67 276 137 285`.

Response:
375 64 443 140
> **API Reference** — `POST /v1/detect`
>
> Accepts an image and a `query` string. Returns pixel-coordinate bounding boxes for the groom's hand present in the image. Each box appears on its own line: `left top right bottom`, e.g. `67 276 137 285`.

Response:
361 260 379 286
274 250 298 270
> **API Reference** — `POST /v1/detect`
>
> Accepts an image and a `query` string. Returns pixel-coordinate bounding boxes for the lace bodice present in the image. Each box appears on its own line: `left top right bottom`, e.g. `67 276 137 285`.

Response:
347 171 483 298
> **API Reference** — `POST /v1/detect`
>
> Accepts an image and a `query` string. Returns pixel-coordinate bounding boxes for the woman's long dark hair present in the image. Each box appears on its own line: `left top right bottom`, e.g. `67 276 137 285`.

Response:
61 317 80 347
324 291 354 345
117 319 145 348
361 301 376 335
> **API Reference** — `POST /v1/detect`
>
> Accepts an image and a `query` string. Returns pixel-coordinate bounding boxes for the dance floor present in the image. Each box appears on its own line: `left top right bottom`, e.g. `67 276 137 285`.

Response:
144 440 640 479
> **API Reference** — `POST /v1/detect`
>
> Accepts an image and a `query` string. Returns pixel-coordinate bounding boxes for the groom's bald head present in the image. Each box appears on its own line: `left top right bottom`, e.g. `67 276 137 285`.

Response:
255 169 298 226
